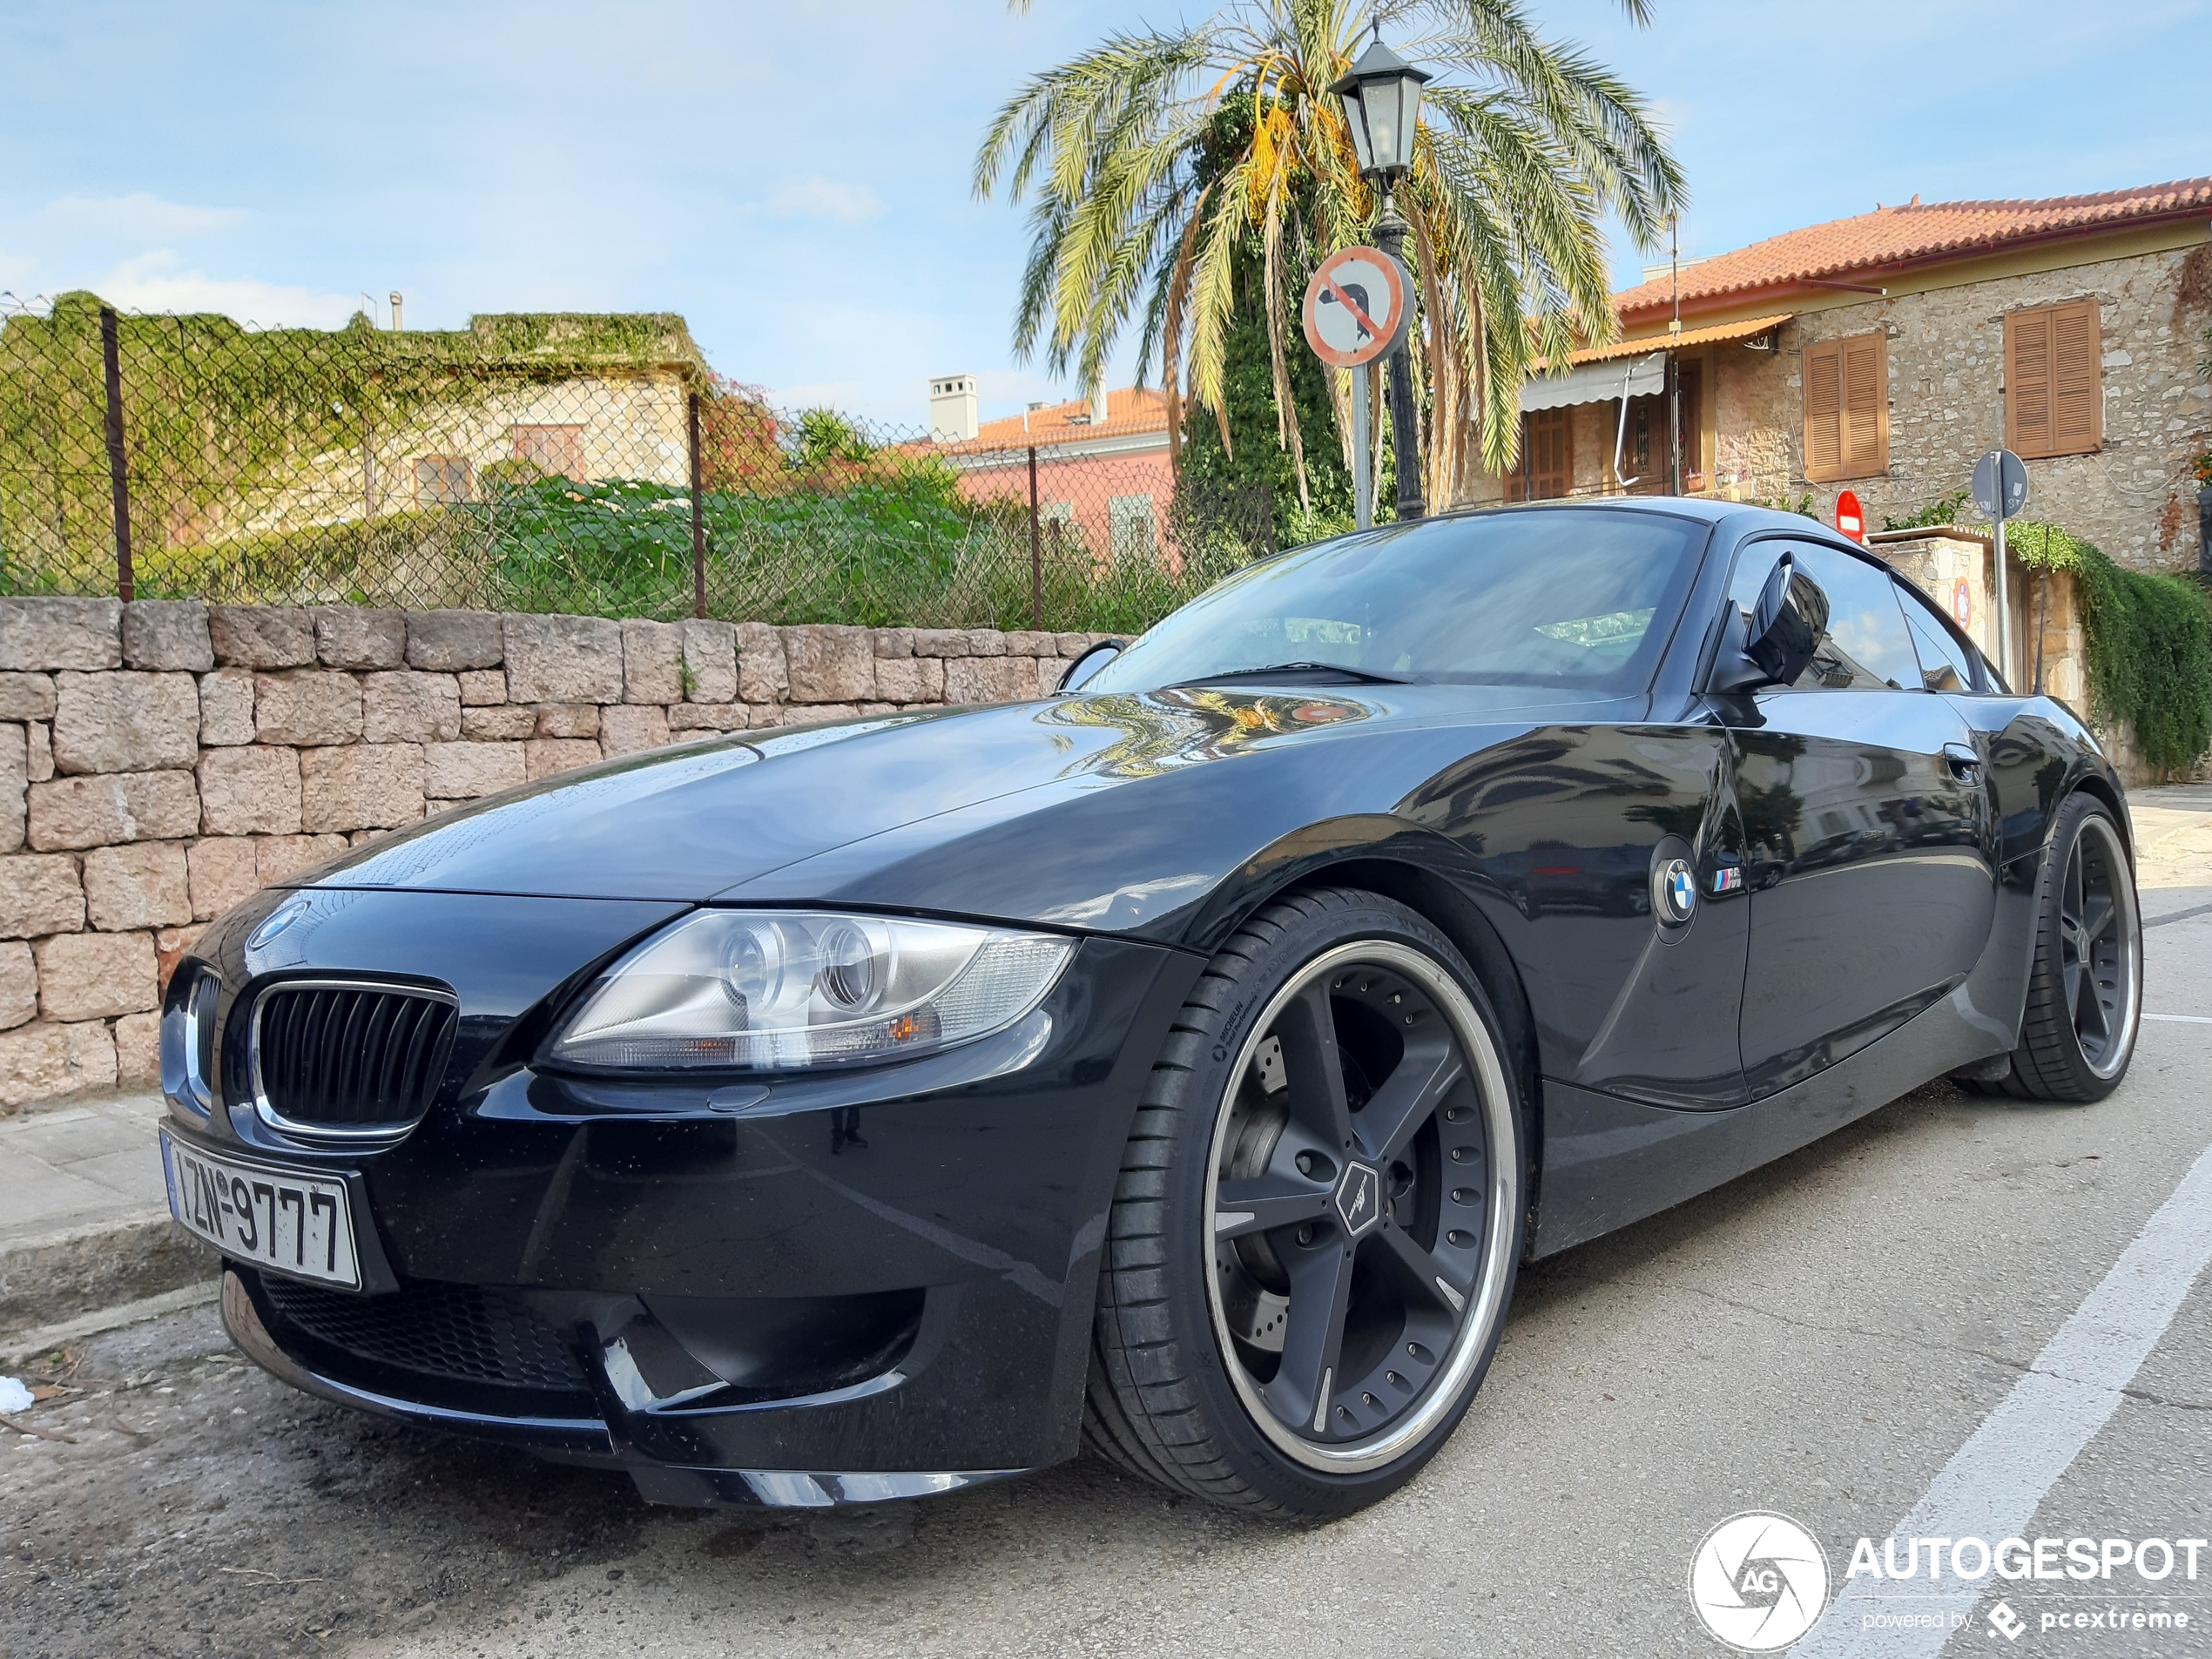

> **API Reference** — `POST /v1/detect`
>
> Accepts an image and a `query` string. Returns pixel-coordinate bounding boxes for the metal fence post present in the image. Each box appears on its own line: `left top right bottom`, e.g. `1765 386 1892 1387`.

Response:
688 391 706 620
99 307 133 602
1027 445 1042 631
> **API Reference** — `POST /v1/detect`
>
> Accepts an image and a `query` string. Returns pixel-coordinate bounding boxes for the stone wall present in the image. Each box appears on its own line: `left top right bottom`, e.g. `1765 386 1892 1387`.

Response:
0 596 1112 1112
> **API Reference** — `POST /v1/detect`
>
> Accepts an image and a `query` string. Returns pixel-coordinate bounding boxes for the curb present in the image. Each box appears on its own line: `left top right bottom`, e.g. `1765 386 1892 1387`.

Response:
0 1211 217 1336
1 1282 220 1366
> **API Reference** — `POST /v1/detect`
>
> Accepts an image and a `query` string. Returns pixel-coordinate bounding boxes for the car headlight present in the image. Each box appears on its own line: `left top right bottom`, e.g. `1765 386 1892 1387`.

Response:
548 910 1076 1072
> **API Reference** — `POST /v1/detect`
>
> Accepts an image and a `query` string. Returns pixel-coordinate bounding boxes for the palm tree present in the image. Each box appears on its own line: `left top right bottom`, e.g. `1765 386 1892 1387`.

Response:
975 0 1683 511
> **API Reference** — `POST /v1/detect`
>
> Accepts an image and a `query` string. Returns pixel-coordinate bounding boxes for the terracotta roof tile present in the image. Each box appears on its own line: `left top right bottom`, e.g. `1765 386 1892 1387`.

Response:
934 387 1170 455
1615 177 2212 319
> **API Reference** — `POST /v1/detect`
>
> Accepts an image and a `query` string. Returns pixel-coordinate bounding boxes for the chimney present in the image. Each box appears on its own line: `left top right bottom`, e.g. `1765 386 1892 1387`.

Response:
1089 383 1109 427
928 373 979 443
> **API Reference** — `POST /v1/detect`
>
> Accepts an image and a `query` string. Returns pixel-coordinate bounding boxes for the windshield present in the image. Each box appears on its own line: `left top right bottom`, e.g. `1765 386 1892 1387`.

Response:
1084 508 1709 695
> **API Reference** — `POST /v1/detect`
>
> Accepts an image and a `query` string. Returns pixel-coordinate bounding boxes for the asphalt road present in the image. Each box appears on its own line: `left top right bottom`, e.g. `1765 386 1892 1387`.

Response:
3 830 2209 1658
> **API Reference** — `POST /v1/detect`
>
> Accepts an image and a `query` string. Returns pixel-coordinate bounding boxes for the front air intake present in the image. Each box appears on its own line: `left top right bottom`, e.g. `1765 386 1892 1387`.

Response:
251 980 457 1140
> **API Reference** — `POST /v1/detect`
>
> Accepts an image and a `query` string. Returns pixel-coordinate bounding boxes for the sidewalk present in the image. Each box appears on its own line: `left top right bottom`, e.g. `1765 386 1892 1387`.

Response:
2132 782 2212 904
0 1092 212 1335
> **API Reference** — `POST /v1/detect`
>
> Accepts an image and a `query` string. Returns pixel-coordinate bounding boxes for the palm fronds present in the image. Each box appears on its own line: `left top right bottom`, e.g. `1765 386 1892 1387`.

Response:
976 0 1683 492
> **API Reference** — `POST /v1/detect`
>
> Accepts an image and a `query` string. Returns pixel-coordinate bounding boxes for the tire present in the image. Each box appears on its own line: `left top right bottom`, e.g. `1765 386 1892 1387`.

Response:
1979 794 2142 1103
1084 887 1527 1520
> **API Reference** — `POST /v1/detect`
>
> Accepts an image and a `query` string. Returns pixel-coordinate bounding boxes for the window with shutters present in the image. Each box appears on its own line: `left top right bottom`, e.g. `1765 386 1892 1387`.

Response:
2006 300 2101 458
414 455 472 504
511 423 585 481
1802 332 1887 482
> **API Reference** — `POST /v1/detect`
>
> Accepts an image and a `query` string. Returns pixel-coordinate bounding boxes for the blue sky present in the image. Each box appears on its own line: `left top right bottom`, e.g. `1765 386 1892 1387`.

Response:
1 1 2205 430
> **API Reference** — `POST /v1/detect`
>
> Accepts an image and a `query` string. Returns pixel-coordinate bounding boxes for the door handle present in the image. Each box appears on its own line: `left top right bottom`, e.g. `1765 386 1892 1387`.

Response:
1942 743 1982 781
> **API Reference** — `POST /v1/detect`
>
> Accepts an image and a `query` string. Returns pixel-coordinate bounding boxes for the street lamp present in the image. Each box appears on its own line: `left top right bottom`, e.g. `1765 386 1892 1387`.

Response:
1332 35 1433 520
1330 37 1431 182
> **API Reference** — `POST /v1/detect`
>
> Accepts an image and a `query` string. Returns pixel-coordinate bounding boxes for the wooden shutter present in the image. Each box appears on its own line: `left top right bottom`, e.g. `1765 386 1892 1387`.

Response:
2008 300 2101 458
1804 334 1885 481
2050 301 2101 452
2007 310 2053 455
1804 341 1843 480
1842 334 1886 476
1520 408 1571 499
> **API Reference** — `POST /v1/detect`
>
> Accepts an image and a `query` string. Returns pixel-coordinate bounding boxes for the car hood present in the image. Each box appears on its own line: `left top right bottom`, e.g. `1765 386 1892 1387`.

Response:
304 684 1630 911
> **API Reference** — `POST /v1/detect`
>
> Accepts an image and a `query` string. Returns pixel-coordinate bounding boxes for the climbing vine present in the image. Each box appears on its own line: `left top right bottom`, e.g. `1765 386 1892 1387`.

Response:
2007 520 2212 777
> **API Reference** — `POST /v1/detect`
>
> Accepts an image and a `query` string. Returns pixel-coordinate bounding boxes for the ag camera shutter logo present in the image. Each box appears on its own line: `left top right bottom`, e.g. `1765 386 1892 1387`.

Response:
1689 1512 1831 1651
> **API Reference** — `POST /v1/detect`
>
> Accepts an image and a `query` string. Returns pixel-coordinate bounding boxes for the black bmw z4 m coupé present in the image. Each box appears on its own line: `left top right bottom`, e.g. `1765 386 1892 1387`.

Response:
159 500 2141 1520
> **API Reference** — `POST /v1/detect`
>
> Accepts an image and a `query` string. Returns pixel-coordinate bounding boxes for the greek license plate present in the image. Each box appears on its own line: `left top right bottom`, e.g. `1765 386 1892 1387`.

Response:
159 1128 361 1290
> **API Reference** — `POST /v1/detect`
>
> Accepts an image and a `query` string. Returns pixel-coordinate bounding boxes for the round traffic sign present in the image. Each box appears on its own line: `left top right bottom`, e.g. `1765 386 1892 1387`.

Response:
1971 449 2029 520
1301 246 1411 370
1834 489 1865 544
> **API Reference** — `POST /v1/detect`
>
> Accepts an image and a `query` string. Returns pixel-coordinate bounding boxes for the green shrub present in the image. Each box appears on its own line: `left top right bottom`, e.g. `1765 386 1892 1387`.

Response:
2010 521 2212 777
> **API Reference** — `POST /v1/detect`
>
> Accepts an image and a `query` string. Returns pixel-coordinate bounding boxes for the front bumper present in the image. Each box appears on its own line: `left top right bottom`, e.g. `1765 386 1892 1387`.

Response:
171 887 1200 1504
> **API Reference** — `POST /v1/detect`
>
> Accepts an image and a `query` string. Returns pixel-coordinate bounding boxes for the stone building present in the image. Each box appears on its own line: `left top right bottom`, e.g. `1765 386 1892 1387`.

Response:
0 303 710 587
1465 177 2212 571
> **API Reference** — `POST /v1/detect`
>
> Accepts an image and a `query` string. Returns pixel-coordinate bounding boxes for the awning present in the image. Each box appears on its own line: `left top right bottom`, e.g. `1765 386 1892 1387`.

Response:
1565 313 1794 366
1519 352 1665 413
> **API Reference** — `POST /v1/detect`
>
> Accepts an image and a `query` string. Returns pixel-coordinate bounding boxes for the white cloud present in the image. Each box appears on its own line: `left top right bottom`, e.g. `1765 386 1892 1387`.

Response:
35 192 250 240
89 252 360 327
765 177 887 225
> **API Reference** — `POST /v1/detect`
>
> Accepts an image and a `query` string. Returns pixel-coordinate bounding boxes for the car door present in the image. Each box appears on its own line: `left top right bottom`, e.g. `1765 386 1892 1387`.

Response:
1723 536 1995 1098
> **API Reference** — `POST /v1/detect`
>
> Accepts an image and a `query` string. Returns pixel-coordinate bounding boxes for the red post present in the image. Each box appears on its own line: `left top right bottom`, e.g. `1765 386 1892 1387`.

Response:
1027 444 1042 631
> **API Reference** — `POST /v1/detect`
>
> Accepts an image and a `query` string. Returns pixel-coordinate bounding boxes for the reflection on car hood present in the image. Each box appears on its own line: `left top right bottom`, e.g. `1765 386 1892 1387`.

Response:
302 683 1618 903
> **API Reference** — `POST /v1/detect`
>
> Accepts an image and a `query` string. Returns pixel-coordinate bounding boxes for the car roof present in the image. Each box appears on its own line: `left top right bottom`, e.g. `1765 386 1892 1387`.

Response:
1427 496 1791 532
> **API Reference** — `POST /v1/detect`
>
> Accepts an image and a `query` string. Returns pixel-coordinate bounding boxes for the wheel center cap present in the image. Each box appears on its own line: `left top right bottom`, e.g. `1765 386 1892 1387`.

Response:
1332 1160 1384 1239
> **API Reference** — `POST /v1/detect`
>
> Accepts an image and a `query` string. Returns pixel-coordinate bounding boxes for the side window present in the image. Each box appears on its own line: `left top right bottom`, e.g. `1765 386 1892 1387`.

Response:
1892 578 1983 693
1723 541 1920 691
1789 543 1920 690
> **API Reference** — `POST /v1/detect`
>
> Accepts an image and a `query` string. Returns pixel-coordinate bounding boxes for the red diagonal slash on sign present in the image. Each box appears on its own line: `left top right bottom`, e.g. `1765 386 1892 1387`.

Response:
1321 276 1384 343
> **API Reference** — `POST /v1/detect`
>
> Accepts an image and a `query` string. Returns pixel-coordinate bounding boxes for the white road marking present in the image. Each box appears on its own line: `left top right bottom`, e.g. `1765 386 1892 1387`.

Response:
2141 1012 2212 1024
1791 1136 2212 1656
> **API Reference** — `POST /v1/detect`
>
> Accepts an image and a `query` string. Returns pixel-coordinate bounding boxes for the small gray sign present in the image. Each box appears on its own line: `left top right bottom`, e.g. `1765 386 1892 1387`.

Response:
1972 449 2029 521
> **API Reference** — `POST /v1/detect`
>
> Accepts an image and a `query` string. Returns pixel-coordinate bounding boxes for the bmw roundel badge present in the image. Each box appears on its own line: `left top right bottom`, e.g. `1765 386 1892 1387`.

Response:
1653 857 1697 926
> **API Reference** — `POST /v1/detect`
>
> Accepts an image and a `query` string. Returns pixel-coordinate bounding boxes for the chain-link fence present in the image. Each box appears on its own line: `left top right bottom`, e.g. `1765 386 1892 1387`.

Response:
0 293 1276 632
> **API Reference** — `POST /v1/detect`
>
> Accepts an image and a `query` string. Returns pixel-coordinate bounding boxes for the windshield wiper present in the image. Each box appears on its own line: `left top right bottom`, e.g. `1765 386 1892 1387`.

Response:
1168 660 1413 688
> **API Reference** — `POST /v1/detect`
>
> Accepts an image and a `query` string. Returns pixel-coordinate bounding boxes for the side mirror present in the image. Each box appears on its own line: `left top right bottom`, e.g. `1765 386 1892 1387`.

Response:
1710 556 1830 693
1056 638 1124 693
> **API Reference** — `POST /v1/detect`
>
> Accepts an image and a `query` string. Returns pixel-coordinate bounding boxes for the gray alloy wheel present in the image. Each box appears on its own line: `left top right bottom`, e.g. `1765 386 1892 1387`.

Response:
1084 887 1525 1518
1979 795 2142 1103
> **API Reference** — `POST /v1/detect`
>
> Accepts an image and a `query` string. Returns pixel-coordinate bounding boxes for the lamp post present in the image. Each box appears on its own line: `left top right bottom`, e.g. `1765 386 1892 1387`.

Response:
1332 34 1433 521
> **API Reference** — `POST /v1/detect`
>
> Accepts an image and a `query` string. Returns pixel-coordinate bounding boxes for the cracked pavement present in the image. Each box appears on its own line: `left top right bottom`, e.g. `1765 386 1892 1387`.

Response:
3 792 2209 1658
